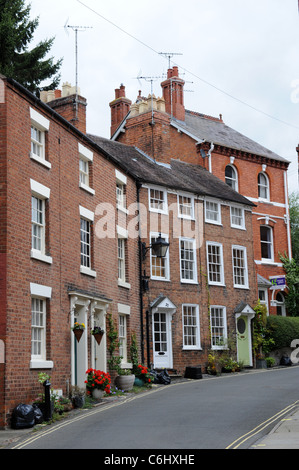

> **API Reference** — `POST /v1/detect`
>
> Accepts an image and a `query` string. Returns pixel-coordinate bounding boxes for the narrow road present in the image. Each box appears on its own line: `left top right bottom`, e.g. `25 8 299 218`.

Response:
11 366 299 450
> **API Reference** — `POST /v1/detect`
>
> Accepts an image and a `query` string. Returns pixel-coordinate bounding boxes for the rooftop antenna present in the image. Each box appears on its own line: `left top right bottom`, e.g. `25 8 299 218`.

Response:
159 52 183 69
64 20 93 120
135 75 163 125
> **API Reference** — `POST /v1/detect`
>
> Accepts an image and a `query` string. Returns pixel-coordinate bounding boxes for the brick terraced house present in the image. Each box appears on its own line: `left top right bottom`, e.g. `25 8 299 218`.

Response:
86 136 258 374
110 67 292 317
0 68 287 426
0 76 143 427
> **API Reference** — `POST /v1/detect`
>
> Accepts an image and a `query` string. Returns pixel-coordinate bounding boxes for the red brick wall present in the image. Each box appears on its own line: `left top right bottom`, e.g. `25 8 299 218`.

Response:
118 108 290 317
1 81 140 425
139 189 257 374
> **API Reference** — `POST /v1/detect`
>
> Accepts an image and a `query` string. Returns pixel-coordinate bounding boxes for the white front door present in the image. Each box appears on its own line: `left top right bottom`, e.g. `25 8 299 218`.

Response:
153 311 173 369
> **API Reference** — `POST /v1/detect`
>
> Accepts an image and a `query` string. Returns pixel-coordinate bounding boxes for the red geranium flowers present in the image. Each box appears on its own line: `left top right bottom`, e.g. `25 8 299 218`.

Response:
85 368 111 395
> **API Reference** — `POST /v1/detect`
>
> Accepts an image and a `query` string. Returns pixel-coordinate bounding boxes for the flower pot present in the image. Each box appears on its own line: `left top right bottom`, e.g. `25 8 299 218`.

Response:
256 359 267 369
92 388 104 399
73 328 84 342
134 377 144 387
93 332 104 345
115 374 135 391
72 396 85 408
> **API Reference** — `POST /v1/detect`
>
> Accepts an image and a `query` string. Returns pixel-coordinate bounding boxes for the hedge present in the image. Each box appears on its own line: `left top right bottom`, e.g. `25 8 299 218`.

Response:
266 316 299 350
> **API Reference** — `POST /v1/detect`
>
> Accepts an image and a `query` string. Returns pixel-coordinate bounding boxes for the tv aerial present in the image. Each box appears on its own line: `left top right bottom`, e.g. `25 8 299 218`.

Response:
64 19 93 119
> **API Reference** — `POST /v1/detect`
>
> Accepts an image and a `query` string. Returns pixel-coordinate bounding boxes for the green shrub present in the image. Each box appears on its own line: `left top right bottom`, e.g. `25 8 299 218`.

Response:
266 316 299 350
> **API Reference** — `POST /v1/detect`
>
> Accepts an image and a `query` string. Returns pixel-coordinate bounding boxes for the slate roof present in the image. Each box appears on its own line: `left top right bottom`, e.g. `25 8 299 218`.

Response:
88 134 254 207
174 110 290 163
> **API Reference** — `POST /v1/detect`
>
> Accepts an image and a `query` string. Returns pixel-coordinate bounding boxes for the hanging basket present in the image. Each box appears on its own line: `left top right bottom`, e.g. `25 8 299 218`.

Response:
93 331 104 345
73 328 84 342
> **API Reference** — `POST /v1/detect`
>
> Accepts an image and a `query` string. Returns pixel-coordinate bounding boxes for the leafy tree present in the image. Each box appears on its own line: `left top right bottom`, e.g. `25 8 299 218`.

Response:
280 254 299 316
0 0 62 94
289 191 299 263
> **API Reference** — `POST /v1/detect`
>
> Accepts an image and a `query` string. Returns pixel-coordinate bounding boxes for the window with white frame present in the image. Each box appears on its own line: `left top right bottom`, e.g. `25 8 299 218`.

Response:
225 165 238 191
205 200 221 224
118 237 126 282
31 179 52 264
79 158 89 186
210 306 227 349
182 304 200 349
32 196 45 252
258 172 269 200
117 226 130 288
258 288 269 314
31 297 46 360
178 194 194 219
30 282 53 369
118 303 131 367
230 206 245 229
232 245 248 288
260 225 273 261
180 238 197 283
80 218 91 268
79 143 94 194
206 242 224 285
119 314 127 362
79 206 96 277
116 170 127 211
149 187 167 213
31 126 45 160
150 233 169 280
30 108 50 168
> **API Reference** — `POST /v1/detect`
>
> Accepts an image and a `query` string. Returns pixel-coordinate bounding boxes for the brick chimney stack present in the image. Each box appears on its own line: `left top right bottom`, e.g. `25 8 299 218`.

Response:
160 66 185 121
109 84 132 137
40 82 87 134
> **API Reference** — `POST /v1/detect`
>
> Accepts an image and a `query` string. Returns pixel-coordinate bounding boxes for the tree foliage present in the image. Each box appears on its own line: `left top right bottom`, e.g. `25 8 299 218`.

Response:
0 0 62 94
280 254 299 316
289 191 299 264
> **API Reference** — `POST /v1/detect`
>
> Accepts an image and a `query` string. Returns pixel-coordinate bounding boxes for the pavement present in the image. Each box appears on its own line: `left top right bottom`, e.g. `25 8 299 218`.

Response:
1 368 299 450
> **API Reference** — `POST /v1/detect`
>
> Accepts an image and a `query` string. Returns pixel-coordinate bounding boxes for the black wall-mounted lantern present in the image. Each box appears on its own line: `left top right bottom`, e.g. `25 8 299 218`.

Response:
141 233 169 261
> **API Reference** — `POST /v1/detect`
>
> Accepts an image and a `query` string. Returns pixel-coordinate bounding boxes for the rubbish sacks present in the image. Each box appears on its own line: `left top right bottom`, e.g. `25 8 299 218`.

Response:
151 369 171 385
11 404 35 429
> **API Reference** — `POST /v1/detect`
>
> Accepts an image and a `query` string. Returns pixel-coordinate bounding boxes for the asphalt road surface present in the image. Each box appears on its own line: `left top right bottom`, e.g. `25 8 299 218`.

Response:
11 366 299 450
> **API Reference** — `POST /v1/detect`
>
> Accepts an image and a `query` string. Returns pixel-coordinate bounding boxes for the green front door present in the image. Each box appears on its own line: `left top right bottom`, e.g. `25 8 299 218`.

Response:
236 315 252 366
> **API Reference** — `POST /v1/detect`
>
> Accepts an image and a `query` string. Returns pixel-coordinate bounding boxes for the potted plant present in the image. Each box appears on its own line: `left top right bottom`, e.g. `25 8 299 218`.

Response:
114 368 135 391
56 396 73 414
85 368 111 399
91 325 105 345
69 385 86 408
134 364 152 386
107 314 135 391
72 322 85 342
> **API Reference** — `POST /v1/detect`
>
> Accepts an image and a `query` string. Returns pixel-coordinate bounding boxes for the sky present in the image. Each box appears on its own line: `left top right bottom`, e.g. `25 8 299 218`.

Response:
28 0 299 194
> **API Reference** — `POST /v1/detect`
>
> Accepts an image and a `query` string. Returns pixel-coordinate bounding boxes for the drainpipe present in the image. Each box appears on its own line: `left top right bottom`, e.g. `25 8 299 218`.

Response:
208 142 214 173
137 182 145 364
284 170 292 259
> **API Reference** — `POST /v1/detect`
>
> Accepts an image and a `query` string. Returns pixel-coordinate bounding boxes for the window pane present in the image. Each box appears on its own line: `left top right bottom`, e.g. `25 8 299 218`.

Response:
180 240 195 280
183 305 198 347
210 307 226 348
206 201 219 222
260 226 272 259
81 218 91 267
207 244 223 283
31 196 44 251
31 298 45 357
150 189 165 210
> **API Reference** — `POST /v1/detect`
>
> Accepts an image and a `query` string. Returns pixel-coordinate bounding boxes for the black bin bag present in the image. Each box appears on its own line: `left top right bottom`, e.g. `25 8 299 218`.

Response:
11 404 35 429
